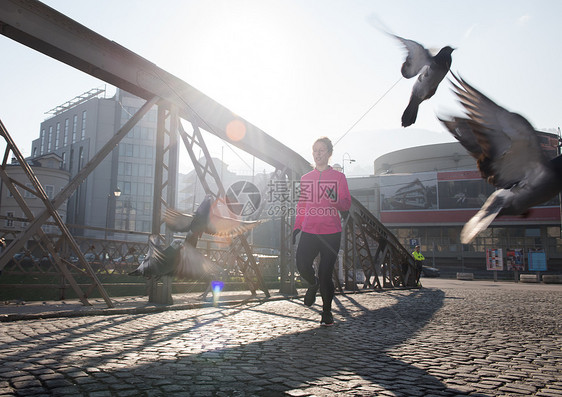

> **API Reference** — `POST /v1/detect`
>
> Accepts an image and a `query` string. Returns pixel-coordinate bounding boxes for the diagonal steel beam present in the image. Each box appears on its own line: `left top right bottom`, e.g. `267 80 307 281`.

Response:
0 96 158 271
177 120 270 297
0 120 108 306
0 0 418 295
0 0 311 177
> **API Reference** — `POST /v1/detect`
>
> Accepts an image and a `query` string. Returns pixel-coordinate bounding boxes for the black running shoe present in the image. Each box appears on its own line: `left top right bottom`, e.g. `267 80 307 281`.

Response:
321 311 334 326
304 281 319 306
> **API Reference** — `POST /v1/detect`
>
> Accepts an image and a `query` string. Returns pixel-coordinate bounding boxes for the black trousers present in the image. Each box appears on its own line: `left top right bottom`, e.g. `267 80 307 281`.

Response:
296 231 341 312
415 260 423 282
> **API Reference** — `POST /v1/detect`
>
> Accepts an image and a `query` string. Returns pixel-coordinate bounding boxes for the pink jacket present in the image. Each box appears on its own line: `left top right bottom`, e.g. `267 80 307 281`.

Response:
293 167 352 235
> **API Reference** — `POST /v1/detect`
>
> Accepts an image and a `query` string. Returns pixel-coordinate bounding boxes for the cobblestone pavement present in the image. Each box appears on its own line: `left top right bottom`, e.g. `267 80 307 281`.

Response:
0 279 561 396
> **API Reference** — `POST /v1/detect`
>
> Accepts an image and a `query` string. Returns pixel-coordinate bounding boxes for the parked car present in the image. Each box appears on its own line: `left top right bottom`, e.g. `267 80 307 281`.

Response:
11 252 38 267
421 265 440 277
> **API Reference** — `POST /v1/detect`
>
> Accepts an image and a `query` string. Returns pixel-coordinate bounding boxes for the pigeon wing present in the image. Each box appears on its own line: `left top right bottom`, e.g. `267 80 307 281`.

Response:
439 116 496 181
391 35 432 78
163 207 194 232
174 243 223 280
450 74 547 188
129 234 166 277
439 117 482 159
205 215 266 238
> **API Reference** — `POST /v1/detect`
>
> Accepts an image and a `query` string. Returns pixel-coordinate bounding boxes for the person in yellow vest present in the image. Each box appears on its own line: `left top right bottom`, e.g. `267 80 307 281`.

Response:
412 245 425 284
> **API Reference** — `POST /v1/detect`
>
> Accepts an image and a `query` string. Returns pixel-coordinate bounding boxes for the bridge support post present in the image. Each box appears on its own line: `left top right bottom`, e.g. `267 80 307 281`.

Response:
148 276 174 305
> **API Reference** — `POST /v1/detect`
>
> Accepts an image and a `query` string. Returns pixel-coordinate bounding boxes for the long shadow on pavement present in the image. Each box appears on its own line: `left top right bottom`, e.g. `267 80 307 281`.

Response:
1 287 477 396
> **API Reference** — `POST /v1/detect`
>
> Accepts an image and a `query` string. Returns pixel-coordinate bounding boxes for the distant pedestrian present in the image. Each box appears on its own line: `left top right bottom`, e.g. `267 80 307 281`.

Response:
293 137 352 326
412 245 425 284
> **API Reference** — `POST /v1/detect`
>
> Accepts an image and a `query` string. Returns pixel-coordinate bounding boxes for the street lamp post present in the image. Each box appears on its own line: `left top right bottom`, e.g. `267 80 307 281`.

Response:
342 152 355 174
104 187 121 240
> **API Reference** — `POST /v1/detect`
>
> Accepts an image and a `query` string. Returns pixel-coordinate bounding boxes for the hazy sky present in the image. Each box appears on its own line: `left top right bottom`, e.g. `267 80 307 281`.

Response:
1 0 560 176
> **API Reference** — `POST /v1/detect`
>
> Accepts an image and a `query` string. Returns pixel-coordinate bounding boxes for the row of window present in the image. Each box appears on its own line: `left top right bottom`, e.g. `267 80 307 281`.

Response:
39 111 87 156
116 181 153 197
118 143 155 159
389 226 561 253
127 125 156 141
114 218 152 233
59 147 85 174
7 184 56 199
4 212 61 231
120 106 158 124
118 162 154 178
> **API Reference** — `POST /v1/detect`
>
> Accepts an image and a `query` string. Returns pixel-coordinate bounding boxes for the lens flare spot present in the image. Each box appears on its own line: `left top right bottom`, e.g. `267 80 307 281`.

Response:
226 119 246 142
211 280 224 306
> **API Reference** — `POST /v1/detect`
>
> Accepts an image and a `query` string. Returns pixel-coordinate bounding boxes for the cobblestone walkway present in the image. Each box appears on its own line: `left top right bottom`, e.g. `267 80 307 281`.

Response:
1 280 561 396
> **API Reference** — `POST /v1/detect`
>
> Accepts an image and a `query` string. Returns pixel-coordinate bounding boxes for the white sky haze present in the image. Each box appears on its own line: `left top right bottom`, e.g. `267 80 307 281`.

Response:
0 0 560 176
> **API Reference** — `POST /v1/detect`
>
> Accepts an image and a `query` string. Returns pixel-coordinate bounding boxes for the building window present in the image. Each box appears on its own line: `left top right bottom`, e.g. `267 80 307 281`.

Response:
62 152 66 170
33 147 37 157
123 181 131 195
78 147 84 171
81 110 87 140
24 183 35 199
40 129 45 155
69 148 74 173
64 118 69 146
55 122 60 149
5 211 14 228
45 185 54 200
124 162 132 176
72 114 78 143
47 126 52 152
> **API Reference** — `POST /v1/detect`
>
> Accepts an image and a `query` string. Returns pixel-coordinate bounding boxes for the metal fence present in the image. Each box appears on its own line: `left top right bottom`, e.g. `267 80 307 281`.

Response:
0 225 282 301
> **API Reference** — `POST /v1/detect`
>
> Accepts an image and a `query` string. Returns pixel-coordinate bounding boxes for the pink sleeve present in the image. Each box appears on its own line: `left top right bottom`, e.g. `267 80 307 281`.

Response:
336 174 352 212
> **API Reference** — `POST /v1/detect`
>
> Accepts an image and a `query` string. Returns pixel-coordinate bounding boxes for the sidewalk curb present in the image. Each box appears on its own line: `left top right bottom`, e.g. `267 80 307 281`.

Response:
0 287 407 322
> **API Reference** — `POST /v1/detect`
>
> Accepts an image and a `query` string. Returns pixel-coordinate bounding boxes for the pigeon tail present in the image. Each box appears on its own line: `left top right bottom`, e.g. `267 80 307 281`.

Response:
460 190 509 244
401 100 419 127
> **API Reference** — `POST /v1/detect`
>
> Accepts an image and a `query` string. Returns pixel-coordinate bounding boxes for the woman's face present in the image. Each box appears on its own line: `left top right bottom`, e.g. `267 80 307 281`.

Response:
312 141 331 169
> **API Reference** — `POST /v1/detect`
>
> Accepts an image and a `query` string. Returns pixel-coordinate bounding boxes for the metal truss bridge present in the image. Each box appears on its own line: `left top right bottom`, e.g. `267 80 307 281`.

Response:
0 0 416 307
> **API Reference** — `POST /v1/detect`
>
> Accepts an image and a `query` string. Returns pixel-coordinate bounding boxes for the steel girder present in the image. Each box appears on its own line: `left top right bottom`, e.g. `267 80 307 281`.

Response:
274 168 297 295
0 0 312 177
0 120 109 306
0 0 418 305
0 97 158 274
341 198 417 290
145 105 180 304
176 120 270 298
0 98 157 306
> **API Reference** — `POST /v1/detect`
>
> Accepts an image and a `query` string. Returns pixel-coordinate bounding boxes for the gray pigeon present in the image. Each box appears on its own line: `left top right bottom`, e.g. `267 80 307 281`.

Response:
163 195 265 246
440 74 562 244
129 234 223 299
389 34 454 127
128 234 182 278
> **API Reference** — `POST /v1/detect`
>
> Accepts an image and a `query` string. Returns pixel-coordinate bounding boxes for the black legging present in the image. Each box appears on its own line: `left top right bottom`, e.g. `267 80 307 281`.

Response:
296 231 341 312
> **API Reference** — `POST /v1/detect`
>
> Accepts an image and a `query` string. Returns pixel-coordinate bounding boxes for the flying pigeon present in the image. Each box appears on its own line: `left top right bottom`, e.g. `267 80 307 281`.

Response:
439 74 562 244
129 234 223 299
163 194 265 246
128 234 182 278
390 34 454 127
